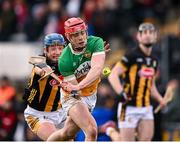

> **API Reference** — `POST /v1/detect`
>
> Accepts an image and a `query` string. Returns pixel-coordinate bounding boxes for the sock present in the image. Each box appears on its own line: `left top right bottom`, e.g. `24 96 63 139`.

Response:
106 127 115 136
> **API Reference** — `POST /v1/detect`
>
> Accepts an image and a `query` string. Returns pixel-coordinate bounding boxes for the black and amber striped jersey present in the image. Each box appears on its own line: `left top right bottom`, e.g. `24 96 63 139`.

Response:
24 65 62 112
117 47 158 107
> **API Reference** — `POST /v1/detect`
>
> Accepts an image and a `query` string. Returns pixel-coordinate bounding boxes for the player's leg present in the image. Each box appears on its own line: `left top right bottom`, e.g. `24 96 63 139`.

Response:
137 119 154 141
136 106 154 141
24 106 63 140
37 107 69 140
108 129 121 141
47 100 97 141
58 91 98 141
120 128 136 141
98 121 121 141
47 104 97 141
117 103 138 141
69 102 98 141
47 116 80 141
25 113 57 140
36 122 57 140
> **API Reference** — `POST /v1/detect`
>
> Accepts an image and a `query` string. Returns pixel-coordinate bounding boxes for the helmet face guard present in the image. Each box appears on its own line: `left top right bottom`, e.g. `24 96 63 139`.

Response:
138 23 156 32
138 23 157 48
44 33 66 48
64 17 87 38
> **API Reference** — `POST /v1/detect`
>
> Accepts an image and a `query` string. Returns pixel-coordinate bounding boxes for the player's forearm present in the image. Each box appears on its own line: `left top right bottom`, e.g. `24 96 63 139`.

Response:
78 64 103 89
108 71 123 94
151 91 163 103
108 63 124 94
78 54 105 89
151 82 163 103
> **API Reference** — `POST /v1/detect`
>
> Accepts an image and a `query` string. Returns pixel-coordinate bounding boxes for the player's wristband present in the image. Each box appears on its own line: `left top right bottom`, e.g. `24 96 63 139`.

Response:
35 63 47 68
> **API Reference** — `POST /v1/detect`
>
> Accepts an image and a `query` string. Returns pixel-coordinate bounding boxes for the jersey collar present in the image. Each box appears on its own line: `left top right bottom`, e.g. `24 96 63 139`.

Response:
69 43 86 55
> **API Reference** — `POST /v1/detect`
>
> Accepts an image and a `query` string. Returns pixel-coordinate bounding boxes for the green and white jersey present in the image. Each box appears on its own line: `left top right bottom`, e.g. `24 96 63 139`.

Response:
58 36 105 96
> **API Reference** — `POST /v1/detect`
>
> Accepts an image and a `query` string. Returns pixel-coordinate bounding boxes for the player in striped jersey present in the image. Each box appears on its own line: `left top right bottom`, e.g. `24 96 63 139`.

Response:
23 33 69 140
108 23 167 141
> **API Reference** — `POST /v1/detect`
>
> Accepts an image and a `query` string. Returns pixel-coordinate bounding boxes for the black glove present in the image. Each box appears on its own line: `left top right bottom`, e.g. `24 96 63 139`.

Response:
117 91 131 103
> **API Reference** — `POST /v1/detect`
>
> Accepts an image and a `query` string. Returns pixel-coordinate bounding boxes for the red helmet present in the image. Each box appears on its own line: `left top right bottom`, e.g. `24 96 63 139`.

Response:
64 17 87 35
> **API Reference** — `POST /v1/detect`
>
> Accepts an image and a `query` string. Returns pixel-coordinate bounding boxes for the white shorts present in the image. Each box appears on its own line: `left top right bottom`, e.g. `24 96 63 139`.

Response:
117 103 154 128
24 105 66 134
60 89 97 114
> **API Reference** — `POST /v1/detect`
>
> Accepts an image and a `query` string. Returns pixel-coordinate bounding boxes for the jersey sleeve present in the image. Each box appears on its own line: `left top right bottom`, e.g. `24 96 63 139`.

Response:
92 38 105 55
58 57 76 81
117 53 132 72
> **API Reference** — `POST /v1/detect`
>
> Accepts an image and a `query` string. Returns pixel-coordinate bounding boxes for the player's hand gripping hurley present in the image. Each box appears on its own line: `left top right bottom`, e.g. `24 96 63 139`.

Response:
154 86 175 113
28 56 77 95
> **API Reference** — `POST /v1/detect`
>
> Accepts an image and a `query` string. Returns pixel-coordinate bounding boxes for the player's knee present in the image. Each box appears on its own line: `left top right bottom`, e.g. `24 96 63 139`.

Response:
62 126 79 140
138 134 153 141
87 125 98 139
66 130 76 140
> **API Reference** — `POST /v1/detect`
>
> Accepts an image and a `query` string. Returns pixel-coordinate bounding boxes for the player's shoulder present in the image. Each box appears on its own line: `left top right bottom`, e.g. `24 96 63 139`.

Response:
124 47 138 58
120 47 139 64
87 36 104 52
88 35 103 43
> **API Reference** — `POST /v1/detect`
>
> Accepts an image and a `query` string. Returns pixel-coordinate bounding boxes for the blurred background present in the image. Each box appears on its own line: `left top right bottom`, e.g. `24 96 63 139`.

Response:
0 0 180 141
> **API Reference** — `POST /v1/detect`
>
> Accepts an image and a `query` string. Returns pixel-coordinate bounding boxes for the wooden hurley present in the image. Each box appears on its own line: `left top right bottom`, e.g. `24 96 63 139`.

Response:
154 86 174 113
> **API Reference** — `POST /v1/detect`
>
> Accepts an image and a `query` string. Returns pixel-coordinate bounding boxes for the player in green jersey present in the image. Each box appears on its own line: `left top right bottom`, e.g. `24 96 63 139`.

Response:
47 17 106 141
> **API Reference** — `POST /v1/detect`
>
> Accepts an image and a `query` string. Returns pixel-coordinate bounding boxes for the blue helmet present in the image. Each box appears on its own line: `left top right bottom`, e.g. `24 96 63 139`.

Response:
44 33 66 48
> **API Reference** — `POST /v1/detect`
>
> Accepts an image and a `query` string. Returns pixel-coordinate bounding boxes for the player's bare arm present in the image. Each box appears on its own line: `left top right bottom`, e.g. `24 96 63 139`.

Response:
63 53 105 93
78 53 105 89
61 78 78 93
151 79 166 107
108 62 125 94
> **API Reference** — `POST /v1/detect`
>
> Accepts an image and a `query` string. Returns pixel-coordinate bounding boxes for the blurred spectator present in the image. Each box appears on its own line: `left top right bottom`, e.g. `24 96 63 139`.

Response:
91 0 109 39
0 76 17 140
82 0 96 35
26 0 48 9
14 0 28 32
133 0 156 23
83 0 96 22
23 3 48 41
154 0 171 24
0 0 179 42
0 0 17 41
0 76 16 106
44 0 66 35
66 0 81 17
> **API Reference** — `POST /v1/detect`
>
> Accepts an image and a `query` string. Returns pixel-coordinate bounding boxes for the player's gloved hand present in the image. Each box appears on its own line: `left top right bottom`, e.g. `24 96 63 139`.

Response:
117 91 131 103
